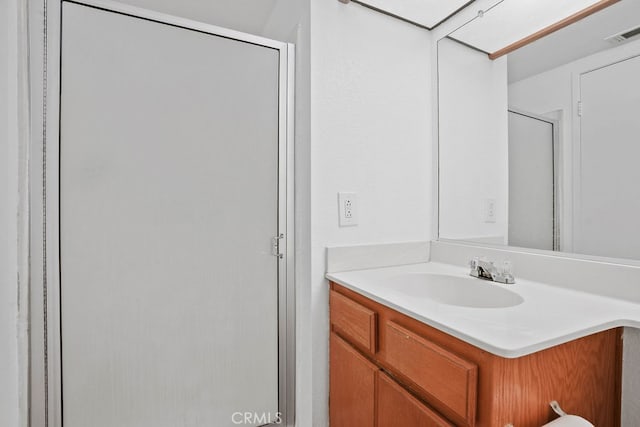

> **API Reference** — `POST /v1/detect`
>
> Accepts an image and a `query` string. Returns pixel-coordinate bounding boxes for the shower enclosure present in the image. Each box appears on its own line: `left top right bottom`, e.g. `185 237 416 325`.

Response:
30 1 295 426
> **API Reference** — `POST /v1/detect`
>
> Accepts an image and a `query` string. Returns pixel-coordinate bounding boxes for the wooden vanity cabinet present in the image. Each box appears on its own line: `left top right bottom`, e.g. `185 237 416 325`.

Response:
329 281 623 427
330 333 377 427
330 331 454 427
377 371 454 427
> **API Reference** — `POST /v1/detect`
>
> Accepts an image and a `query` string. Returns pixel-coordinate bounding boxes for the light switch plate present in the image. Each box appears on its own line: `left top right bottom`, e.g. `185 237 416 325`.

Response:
338 192 357 227
483 198 497 223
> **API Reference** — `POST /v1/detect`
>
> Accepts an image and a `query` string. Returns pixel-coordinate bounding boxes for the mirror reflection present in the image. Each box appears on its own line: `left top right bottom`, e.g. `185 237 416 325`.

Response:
438 0 640 261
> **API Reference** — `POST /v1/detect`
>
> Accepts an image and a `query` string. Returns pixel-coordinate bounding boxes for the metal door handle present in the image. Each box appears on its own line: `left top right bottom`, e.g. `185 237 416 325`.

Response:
272 234 284 258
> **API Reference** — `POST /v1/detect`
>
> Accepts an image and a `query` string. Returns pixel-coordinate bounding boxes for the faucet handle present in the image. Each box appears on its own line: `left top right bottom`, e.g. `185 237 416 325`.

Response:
494 260 515 284
500 260 513 275
469 257 479 269
469 257 486 279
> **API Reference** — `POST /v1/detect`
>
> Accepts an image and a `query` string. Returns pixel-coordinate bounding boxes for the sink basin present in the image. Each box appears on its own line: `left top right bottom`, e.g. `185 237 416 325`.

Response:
386 273 524 308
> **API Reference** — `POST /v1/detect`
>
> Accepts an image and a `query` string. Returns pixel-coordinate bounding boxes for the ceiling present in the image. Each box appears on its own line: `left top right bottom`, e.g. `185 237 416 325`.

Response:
114 0 280 36
449 0 605 53
352 0 640 82
354 0 473 28
507 0 640 82
100 0 640 84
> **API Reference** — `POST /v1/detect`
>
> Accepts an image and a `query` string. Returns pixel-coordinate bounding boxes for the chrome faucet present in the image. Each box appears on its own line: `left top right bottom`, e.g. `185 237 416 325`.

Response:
469 258 515 284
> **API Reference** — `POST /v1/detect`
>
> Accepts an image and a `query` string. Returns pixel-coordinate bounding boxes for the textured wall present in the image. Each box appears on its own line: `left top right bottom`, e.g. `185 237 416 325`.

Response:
310 1 433 424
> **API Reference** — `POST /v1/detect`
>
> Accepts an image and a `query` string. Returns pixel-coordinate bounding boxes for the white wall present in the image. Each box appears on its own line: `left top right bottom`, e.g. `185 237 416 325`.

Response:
438 37 509 243
1 0 19 425
310 1 433 424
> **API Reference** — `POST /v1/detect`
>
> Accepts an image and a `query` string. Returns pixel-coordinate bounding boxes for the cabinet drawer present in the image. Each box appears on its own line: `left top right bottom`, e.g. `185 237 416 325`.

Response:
378 371 454 427
330 290 377 353
385 321 477 426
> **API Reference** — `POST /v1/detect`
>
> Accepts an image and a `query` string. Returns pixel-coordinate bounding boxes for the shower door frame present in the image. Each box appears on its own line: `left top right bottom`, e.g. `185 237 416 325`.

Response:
29 1 296 426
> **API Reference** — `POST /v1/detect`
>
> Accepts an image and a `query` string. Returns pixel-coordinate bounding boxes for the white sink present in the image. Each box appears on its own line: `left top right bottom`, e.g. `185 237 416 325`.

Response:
386 273 524 308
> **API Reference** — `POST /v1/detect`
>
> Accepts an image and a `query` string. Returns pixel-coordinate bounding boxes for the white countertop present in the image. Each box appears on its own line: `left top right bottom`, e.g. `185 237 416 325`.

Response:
326 262 640 358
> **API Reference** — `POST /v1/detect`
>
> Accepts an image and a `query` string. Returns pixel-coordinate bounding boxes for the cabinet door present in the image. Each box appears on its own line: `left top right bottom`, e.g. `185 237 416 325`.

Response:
378 372 454 427
385 321 477 425
330 333 377 427
330 290 377 353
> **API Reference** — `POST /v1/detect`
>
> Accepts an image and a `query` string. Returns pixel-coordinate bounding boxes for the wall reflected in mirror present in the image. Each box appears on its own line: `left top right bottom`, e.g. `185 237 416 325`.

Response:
438 0 640 262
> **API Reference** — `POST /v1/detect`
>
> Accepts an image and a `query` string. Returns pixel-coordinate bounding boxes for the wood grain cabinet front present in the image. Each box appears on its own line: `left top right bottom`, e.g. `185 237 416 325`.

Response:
385 321 477 426
329 281 622 427
330 332 378 427
378 371 454 427
330 332 456 427
330 289 377 353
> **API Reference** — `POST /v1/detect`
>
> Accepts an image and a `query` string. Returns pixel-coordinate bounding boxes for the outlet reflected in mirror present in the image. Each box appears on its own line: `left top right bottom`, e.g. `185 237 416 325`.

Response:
438 0 640 262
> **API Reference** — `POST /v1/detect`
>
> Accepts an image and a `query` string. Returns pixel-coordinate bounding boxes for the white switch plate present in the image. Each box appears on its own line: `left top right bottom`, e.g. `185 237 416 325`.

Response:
338 192 357 227
483 198 497 223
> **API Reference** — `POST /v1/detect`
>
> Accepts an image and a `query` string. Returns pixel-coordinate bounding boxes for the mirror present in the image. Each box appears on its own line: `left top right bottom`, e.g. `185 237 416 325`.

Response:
438 0 640 262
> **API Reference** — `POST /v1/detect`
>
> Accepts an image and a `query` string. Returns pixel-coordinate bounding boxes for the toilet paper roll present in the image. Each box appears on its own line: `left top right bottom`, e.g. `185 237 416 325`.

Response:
542 415 594 427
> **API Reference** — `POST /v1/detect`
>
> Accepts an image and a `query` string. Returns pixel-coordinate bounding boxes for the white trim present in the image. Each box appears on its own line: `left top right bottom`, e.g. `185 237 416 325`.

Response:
277 40 297 427
507 107 556 125
283 42 296 427
64 0 288 50
44 0 63 424
571 68 582 255
542 109 564 252
431 36 441 241
32 1 296 425
27 0 46 423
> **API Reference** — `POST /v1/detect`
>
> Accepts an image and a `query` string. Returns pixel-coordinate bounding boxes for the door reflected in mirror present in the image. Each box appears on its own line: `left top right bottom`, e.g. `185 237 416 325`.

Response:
438 0 640 262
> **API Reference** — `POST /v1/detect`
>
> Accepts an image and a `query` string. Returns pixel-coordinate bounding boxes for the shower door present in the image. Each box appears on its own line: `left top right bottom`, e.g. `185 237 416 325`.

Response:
508 110 556 251
58 2 290 426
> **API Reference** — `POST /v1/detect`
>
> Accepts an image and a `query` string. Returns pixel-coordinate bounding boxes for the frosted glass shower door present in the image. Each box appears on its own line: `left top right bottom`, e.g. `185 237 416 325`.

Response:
60 3 281 426
508 111 555 250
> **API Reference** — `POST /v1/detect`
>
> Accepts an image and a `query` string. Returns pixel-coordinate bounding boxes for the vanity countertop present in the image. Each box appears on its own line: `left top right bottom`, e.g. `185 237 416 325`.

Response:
326 262 640 358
